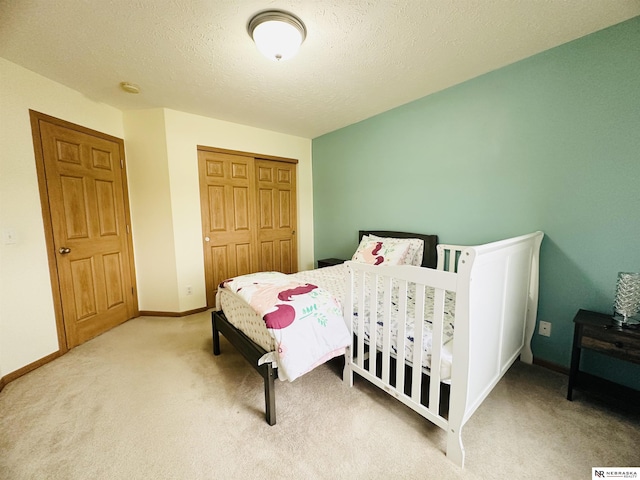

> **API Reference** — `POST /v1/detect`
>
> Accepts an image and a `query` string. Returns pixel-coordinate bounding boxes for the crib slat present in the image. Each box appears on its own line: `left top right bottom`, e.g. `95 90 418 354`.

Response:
368 271 378 376
344 268 355 387
356 269 366 369
428 287 445 415
381 275 393 384
411 284 426 402
396 280 408 392
438 244 465 273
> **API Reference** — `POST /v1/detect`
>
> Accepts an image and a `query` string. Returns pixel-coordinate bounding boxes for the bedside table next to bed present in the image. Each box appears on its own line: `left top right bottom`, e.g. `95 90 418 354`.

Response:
317 258 346 268
567 309 640 402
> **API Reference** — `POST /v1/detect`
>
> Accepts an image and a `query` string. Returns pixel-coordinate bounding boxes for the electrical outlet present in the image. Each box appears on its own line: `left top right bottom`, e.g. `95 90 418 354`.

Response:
538 321 551 337
186 285 192 295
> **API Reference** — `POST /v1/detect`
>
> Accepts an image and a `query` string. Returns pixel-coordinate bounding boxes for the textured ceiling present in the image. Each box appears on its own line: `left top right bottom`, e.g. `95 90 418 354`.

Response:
1 1 638 138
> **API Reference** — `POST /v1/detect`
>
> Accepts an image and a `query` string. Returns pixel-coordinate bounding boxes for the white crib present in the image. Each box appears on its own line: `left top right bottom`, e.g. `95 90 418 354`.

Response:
342 231 544 468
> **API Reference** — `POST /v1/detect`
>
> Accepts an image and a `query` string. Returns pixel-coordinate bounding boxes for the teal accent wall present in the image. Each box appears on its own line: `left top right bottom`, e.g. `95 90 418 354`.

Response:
312 17 640 389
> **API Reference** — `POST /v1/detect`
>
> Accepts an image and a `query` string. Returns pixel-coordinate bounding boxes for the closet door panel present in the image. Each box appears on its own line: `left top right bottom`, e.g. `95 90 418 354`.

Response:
255 159 297 274
232 186 251 231
258 188 274 229
208 185 226 231
198 150 257 307
260 241 275 272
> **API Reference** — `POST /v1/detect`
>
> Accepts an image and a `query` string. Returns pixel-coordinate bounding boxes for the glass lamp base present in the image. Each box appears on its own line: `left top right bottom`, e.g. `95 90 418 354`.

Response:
612 314 640 327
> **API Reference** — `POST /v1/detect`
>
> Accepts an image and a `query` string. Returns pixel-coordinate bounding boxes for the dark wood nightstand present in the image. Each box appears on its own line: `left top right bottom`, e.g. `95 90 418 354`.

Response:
567 309 640 401
317 258 346 268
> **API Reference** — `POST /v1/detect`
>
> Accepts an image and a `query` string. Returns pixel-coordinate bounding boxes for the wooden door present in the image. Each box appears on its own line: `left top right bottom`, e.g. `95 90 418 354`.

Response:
198 150 257 307
32 112 137 349
255 159 297 274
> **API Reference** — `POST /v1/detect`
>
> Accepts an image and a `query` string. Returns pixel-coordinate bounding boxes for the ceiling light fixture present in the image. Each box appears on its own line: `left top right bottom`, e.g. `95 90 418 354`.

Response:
248 10 306 61
120 82 140 94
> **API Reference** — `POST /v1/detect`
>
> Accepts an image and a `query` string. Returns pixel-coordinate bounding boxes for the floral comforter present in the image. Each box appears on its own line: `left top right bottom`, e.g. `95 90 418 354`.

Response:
219 271 351 382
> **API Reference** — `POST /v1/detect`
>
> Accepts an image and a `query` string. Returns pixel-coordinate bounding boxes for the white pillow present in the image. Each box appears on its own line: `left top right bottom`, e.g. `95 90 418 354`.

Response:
367 234 424 266
352 237 411 266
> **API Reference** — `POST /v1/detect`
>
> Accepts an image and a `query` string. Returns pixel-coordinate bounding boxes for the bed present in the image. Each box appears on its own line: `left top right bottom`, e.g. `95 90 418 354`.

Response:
212 231 438 423
212 229 543 468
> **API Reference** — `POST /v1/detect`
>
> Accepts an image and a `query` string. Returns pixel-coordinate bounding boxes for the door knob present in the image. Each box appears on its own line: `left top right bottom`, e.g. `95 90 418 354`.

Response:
59 247 71 254
204 237 210 242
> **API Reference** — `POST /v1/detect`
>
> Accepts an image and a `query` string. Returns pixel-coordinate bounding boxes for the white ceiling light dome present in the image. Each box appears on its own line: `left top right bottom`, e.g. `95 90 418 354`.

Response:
248 10 306 61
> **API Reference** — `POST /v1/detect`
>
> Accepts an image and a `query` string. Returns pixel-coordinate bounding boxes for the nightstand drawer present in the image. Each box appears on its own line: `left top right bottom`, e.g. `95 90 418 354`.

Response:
581 325 640 363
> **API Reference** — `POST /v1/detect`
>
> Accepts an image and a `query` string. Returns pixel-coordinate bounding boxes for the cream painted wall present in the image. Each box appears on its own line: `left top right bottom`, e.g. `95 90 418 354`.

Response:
0 58 125 377
0 57 314 379
122 109 180 312
162 109 313 313
122 108 313 314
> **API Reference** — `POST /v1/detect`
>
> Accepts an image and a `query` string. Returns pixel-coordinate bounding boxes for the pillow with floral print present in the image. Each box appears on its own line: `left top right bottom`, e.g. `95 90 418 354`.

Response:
367 235 425 266
351 237 411 266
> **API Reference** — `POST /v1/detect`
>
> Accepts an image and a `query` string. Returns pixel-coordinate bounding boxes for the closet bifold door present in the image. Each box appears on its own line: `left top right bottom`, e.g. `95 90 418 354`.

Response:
198 147 299 307
255 159 297 274
198 149 258 307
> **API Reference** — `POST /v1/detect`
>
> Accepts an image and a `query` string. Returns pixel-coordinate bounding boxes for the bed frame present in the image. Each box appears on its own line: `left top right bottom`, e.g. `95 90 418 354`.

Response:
342 231 544 468
212 311 277 424
211 230 438 426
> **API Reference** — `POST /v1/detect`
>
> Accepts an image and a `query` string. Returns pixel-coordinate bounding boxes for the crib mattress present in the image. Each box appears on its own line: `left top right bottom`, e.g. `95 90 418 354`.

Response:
218 264 455 381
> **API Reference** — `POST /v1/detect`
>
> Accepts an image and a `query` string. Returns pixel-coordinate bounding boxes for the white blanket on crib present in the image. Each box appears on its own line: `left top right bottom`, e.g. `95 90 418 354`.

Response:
219 271 351 382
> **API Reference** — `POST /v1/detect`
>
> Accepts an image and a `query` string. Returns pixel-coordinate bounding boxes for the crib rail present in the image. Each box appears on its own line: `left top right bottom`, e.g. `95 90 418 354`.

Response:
343 261 457 430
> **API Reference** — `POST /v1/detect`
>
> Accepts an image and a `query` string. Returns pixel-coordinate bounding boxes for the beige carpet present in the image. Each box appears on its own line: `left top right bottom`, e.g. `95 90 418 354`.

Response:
1 311 638 480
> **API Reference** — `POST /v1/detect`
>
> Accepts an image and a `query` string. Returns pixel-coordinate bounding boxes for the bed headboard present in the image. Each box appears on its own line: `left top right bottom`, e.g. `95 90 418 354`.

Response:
358 230 439 268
